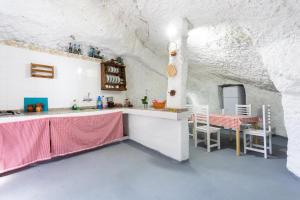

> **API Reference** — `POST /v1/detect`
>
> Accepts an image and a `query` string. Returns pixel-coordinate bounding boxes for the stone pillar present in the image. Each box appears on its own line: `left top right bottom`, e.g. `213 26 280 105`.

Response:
166 19 189 109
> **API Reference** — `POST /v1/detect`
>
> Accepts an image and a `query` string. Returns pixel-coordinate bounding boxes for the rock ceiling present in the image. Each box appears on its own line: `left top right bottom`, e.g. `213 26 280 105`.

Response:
0 0 299 91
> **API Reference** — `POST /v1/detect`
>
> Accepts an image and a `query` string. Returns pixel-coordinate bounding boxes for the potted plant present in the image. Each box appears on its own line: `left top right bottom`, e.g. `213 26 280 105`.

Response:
141 96 148 109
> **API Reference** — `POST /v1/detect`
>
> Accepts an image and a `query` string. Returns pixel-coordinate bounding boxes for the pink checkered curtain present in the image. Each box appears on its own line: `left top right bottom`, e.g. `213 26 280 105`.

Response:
0 119 51 173
50 112 123 157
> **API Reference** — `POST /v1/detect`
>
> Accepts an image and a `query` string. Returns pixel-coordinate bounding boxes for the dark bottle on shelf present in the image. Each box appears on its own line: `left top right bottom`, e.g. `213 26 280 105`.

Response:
73 44 78 54
68 43 73 53
78 45 82 55
88 47 95 57
95 48 99 58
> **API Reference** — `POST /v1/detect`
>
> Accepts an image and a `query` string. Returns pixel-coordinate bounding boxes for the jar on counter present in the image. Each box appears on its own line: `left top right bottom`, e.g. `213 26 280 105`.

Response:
27 104 34 112
35 103 43 112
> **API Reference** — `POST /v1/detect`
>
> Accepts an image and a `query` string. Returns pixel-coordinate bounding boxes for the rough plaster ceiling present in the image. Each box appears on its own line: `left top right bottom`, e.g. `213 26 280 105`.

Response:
0 0 299 91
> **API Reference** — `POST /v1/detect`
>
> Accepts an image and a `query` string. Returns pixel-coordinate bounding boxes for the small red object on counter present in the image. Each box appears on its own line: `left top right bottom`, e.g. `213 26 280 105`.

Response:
152 100 166 109
27 104 34 112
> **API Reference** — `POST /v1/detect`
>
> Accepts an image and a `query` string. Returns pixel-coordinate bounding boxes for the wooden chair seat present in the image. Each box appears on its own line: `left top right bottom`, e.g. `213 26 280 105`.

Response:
244 128 271 136
197 125 220 133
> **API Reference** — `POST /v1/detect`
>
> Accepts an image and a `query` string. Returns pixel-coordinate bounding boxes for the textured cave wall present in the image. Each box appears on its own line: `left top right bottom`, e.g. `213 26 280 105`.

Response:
260 39 300 177
187 72 287 137
187 24 275 91
182 0 300 176
0 0 167 76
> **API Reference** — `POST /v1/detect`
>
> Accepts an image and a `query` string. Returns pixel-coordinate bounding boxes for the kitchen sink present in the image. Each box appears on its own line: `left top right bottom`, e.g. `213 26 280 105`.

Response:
78 107 98 110
0 111 23 117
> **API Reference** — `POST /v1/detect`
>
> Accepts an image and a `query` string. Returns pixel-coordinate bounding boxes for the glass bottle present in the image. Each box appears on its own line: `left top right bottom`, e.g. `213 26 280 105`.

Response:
68 43 73 53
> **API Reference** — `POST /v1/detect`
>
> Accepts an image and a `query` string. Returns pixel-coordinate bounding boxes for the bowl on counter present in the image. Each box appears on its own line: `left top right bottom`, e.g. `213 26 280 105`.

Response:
152 100 166 109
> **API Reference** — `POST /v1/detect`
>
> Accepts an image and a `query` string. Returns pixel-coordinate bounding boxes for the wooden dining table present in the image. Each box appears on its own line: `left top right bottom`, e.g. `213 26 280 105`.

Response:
209 114 259 156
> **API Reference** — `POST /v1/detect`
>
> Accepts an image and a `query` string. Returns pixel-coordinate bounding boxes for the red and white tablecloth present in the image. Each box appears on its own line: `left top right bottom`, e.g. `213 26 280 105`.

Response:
50 112 123 157
0 119 51 173
209 114 259 129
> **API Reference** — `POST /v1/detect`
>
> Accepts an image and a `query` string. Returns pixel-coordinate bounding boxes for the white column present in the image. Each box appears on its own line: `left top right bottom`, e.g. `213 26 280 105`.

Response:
166 19 189 109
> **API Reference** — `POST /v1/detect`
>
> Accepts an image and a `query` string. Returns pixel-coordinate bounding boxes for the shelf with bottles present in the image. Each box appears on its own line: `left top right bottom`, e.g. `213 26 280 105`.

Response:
101 60 127 91
67 42 83 55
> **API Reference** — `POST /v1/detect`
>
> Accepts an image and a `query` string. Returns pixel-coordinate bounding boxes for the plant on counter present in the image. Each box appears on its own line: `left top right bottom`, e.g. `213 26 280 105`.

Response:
72 99 80 110
141 96 148 109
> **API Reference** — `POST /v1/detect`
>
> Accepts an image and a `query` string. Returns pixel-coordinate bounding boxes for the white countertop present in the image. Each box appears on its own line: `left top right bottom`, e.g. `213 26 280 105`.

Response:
0 108 189 123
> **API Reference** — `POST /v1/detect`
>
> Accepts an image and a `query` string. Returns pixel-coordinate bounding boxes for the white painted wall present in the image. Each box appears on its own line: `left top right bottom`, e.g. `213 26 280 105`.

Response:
128 114 189 161
187 72 286 137
0 44 167 110
125 57 167 107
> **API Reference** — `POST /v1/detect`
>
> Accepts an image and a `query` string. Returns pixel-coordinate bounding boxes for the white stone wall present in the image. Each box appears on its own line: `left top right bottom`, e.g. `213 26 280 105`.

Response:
0 44 124 109
0 44 167 110
187 72 286 137
260 40 300 177
124 57 167 107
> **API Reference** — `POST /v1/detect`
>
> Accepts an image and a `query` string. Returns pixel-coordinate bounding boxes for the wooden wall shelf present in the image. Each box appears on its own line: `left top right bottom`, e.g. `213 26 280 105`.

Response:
31 63 54 79
101 60 127 91
0 40 103 63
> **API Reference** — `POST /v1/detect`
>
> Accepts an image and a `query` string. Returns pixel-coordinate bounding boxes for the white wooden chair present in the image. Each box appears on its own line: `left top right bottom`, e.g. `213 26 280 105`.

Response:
243 105 272 159
194 105 221 152
235 104 252 116
186 104 195 138
236 104 252 129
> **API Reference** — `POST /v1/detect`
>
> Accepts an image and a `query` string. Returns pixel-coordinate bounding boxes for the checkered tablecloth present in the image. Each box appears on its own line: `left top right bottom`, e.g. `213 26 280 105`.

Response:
209 114 259 129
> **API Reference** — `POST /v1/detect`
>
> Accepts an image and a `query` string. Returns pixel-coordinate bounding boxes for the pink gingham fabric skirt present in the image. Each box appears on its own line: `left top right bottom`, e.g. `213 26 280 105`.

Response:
0 119 51 173
50 112 123 157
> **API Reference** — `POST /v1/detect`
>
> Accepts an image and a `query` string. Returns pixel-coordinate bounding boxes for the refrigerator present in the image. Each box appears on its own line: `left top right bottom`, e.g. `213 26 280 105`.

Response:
222 85 246 115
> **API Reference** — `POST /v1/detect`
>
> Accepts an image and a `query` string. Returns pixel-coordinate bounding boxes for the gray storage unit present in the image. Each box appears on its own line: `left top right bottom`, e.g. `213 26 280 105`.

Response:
220 85 246 115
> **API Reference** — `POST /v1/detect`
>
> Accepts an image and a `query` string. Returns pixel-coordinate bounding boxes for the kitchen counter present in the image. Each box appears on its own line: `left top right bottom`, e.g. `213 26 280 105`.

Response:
0 107 189 162
0 107 189 123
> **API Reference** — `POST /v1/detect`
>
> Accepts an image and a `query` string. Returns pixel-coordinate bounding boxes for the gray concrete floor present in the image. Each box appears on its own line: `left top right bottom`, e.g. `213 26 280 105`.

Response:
0 135 299 200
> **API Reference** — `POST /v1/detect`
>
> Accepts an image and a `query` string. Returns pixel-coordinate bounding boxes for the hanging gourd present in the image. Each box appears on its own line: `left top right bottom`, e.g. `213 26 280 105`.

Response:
167 63 177 77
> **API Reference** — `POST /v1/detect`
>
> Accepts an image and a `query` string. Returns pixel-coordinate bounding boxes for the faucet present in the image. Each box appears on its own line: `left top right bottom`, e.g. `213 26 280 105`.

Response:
83 92 93 102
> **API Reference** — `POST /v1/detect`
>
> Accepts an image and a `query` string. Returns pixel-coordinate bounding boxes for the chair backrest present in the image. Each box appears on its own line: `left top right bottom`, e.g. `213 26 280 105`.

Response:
194 105 210 130
235 104 251 116
262 105 271 133
185 104 194 117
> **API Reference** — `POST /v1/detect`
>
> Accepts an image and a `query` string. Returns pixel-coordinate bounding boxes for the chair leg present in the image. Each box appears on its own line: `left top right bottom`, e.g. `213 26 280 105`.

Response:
269 133 272 154
194 131 198 148
217 130 221 150
207 132 211 152
204 133 207 145
264 135 267 159
229 129 233 141
244 133 247 154
192 123 196 141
